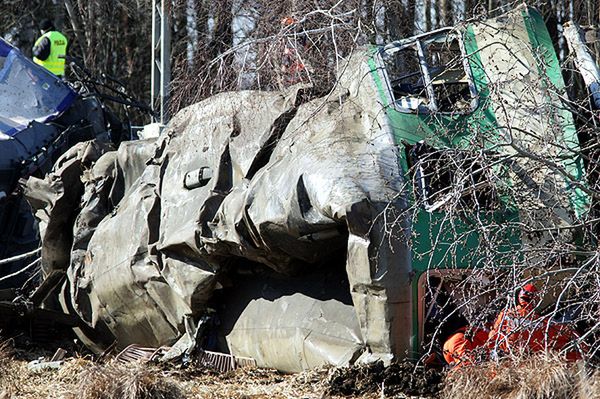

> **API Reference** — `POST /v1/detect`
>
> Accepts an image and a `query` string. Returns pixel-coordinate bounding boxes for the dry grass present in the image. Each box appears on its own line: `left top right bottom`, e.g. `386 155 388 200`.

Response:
0 356 353 399
0 338 18 394
0 357 184 399
0 338 14 364
0 357 92 398
62 361 184 399
2 348 598 399
442 354 600 399
176 365 334 398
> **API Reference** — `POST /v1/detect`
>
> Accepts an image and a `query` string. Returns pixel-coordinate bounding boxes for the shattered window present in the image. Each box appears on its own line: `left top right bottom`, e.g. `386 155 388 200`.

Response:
405 142 498 212
406 142 452 207
382 31 477 114
423 36 473 113
383 45 429 110
0 39 76 136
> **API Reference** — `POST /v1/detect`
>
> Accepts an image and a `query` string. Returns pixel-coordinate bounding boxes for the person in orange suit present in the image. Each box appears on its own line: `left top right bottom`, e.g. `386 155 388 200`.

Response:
546 322 585 360
488 283 543 354
443 324 489 368
490 282 588 360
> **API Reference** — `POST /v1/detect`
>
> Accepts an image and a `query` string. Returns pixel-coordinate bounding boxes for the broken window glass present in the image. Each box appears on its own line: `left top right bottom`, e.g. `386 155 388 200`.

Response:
423 36 473 113
0 39 76 136
383 45 429 111
382 31 477 114
405 142 498 212
406 141 452 207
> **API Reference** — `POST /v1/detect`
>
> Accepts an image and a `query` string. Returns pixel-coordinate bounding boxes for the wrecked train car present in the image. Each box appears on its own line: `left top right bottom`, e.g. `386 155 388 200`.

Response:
0 37 124 290
373 6 593 352
0 37 137 340
24 5 592 371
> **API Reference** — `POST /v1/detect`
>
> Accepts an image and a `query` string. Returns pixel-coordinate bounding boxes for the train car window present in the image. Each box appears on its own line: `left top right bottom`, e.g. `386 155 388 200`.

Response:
382 31 478 114
405 141 499 212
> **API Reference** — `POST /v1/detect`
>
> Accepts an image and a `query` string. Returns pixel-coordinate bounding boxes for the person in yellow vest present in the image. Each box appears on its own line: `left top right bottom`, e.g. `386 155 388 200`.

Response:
32 19 68 77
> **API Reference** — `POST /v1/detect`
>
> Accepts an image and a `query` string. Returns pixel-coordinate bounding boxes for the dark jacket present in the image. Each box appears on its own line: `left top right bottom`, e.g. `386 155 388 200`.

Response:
32 36 51 60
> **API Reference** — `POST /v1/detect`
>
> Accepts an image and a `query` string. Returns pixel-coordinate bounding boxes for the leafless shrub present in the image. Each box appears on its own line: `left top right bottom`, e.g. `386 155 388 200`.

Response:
442 354 598 399
66 361 184 399
169 0 368 114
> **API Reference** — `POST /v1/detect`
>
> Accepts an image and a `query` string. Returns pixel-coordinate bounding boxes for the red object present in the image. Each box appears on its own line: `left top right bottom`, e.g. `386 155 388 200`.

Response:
489 306 585 360
471 327 490 347
443 326 489 368
443 328 471 366
522 283 537 293
546 323 585 360
518 283 538 307
488 306 540 353
281 16 296 26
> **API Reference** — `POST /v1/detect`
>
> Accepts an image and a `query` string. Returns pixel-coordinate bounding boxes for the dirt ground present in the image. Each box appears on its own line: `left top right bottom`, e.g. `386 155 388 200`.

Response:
0 357 427 399
0 338 438 399
1 339 598 399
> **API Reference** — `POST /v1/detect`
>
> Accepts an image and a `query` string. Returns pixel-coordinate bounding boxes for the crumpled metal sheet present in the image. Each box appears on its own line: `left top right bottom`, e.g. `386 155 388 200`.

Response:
219 271 364 371
24 141 114 276
25 57 412 372
564 22 600 109
226 293 362 371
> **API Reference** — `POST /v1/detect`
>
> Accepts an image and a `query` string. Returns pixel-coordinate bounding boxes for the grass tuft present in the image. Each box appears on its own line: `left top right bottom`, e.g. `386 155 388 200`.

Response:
0 337 17 394
66 361 184 399
442 353 600 399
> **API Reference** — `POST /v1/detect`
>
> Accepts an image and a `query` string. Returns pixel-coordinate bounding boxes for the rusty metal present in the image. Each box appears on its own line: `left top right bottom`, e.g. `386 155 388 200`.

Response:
115 344 169 363
197 350 257 372
115 344 256 372
234 354 258 369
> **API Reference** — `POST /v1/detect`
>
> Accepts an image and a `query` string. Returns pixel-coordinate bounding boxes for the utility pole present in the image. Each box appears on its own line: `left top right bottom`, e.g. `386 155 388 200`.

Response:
151 0 171 126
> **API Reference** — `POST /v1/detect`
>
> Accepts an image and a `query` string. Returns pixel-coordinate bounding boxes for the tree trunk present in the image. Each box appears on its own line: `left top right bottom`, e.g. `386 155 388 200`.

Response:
425 0 432 31
63 0 85 51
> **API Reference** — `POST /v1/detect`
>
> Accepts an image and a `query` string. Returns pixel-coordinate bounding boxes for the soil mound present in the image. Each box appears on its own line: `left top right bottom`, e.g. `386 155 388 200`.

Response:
326 360 443 397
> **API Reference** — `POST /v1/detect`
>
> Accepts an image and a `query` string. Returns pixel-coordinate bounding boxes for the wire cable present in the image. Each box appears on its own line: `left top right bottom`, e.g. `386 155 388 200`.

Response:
0 248 41 266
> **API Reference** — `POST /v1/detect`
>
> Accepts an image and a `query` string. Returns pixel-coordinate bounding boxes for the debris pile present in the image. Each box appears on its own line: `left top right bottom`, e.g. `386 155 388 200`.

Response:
0 337 327 399
1 333 599 399
24 53 408 372
326 361 443 398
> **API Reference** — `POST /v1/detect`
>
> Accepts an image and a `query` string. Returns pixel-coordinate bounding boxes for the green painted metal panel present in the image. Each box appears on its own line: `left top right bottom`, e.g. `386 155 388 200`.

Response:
521 7 590 218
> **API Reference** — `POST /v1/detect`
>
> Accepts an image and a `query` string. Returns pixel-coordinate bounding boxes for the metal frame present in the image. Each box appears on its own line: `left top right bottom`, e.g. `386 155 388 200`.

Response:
151 0 171 125
378 29 479 115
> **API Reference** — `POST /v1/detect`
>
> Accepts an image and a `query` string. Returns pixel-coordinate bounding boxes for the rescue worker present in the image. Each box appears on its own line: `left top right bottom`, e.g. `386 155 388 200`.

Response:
443 323 489 368
490 283 586 360
32 19 68 77
546 321 585 360
488 283 544 354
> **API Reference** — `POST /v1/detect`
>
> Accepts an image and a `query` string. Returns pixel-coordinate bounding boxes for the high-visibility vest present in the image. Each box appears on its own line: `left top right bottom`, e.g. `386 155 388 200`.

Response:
33 31 68 76
488 306 541 352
